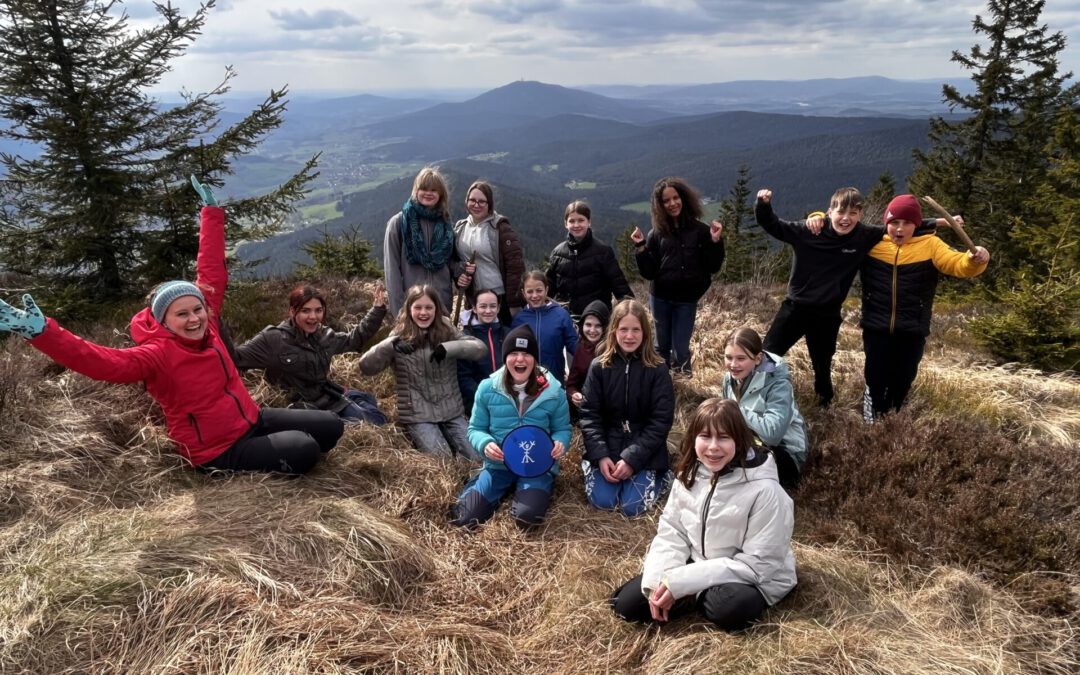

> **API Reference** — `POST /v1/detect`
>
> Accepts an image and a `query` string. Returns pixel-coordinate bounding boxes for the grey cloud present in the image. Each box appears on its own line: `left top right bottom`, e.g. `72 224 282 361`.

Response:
194 25 418 54
463 0 564 24
269 9 362 31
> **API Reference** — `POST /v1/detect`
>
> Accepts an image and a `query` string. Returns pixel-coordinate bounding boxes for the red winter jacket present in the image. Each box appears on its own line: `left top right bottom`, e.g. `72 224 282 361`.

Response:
29 207 260 466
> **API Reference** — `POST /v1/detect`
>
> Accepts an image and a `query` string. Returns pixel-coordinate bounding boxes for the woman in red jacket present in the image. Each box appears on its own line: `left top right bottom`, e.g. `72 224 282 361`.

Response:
0 177 343 474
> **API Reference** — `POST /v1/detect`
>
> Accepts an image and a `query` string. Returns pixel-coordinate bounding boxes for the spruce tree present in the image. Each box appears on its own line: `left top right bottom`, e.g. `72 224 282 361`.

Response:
717 165 779 284
0 0 317 300
864 172 897 226
910 0 1079 273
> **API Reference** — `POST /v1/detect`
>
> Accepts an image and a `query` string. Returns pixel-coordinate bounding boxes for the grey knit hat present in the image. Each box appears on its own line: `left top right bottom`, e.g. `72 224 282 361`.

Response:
150 281 206 323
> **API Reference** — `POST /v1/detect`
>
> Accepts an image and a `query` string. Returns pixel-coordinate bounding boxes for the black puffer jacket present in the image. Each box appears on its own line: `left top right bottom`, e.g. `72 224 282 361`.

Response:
579 352 675 472
635 220 725 302
546 229 634 317
234 305 387 412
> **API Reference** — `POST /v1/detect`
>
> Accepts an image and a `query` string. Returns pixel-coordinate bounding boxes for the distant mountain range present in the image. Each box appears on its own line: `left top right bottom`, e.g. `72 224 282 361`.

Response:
2 77 955 276
230 78 949 275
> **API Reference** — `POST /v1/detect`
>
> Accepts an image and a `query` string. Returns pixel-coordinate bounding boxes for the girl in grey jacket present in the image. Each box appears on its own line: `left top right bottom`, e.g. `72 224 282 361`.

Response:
611 398 796 631
359 285 485 460
721 327 809 488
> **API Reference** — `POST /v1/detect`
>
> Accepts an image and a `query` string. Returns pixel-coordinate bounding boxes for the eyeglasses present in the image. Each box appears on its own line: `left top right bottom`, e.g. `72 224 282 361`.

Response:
467 198 489 206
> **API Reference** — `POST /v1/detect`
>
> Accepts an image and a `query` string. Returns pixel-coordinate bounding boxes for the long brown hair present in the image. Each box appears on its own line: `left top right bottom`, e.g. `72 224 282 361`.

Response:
650 176 703 237
596 299 663 368
673 398 758 488
394 285 454 347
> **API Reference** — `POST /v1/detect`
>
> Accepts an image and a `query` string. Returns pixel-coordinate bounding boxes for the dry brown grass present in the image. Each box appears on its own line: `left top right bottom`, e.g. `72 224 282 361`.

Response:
0 281 1077 673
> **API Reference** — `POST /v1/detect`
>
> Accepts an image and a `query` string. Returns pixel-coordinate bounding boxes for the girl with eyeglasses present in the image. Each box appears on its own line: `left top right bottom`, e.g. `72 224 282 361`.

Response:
452 180 525 326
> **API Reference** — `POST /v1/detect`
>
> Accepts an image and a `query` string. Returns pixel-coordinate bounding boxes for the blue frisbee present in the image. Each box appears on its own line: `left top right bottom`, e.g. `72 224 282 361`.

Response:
501 425 556 478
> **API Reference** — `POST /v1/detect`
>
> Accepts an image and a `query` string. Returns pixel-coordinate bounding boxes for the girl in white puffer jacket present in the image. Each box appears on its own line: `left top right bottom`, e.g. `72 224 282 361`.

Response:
610 398 796 631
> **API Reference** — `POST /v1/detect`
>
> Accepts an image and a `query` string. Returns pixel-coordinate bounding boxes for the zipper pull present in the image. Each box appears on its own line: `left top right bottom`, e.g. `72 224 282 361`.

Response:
623 420 631 434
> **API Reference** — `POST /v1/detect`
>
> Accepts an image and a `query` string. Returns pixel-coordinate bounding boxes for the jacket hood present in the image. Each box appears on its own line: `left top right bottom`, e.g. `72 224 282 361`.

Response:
755 351 789 379
461 308 502 329
521 301 560 315
457 211 505 229
488 365 561 400
578 299 611 333
697 447 779 485
130 306 213 350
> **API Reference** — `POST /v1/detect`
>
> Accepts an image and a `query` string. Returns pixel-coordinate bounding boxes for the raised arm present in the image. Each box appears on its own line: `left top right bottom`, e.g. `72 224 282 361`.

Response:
633 227 660 280
754 189 803 243
0 294 156 383
190 176 228 315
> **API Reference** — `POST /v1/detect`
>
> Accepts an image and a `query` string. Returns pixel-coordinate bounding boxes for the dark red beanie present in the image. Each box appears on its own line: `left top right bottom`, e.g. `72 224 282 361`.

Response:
884 195 922 226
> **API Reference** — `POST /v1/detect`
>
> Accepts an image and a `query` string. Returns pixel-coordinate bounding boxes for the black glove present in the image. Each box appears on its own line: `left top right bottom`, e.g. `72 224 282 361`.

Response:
393 337 414 355
430 343 447 363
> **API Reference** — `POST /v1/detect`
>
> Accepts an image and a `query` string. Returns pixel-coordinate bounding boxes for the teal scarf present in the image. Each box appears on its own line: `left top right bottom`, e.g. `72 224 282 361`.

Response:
401 199 454 271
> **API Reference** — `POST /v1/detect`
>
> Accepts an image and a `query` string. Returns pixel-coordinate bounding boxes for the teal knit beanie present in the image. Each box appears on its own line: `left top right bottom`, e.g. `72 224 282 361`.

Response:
150 281 205 323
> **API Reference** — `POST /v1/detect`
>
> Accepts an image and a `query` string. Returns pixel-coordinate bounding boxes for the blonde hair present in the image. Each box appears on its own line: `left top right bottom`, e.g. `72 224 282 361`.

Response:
411 166 450 221
597 299 663 368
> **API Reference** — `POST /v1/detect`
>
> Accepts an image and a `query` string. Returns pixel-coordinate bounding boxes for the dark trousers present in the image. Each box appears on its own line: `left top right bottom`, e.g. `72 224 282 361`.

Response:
610 574 768 632
650 295 697 373
202 408 344 475
862 329 927 418
764 299 843 406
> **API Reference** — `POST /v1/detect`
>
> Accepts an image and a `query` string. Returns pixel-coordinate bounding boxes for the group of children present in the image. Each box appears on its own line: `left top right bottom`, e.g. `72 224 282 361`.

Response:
0 170 990 634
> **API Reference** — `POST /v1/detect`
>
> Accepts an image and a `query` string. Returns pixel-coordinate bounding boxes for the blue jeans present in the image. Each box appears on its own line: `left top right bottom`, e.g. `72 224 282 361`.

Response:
453 467 555 530
339 390 388 425
650 295 697 372
582 462 672 517
405 417 480 462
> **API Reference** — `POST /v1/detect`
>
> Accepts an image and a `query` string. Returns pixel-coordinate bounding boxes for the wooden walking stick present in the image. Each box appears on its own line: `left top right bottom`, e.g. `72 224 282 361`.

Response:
921 196 979 253
452 251 477 326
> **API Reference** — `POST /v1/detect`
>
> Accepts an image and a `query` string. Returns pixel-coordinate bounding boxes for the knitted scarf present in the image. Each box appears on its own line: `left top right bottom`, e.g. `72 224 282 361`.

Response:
401 198 454 271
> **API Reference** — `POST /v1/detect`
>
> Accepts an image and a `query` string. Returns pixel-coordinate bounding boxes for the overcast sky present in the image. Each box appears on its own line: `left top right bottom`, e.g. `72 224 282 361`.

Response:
136 0 1080 96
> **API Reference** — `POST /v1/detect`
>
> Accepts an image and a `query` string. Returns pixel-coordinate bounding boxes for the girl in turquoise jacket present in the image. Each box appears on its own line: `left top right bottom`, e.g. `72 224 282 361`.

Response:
452 324 573 531
720 327 808 489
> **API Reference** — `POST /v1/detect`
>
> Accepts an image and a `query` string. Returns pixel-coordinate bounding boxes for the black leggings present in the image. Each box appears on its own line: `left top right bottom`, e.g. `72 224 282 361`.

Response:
201 408 344 475
610 574 769 632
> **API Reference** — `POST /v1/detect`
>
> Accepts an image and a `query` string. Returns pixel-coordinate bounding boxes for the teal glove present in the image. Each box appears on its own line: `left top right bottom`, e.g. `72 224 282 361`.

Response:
190 175 218 206
0 294 46 338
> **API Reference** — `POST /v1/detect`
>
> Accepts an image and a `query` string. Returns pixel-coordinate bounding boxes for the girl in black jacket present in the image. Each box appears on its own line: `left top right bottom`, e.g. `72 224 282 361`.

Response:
234 283 389 424
546 200 634 318
631 178 725 375
580 299 675 516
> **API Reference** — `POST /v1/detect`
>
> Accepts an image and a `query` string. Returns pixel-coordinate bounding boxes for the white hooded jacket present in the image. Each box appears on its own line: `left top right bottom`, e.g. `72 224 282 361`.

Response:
640 451 797 605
